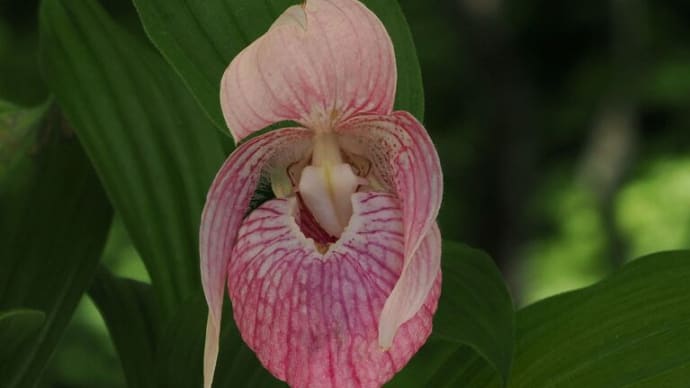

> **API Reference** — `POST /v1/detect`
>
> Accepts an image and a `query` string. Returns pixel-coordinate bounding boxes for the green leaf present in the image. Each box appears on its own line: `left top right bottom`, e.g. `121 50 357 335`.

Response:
0 104 112 387
155 295 284 388
89 270 160 388
132 0 425 130
387 242 515 387
40 0 228 315
0 309 45 379
435 243 515 384
450 250 690 387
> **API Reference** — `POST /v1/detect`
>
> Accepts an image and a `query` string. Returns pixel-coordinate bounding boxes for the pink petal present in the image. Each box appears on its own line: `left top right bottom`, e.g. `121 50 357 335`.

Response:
199 127 312 388
379 224 442 348
220 0 396 142
228 192 441 387
336 112 443 348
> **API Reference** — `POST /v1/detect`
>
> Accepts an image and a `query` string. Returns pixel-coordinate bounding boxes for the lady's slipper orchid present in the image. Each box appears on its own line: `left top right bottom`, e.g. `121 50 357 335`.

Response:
200 0 443 387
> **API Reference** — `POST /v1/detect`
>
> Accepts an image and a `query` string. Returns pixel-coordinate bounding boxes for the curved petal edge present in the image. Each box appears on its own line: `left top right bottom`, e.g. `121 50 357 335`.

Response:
378 224 442 348
199 127 311 387
220 0 397 141
337 112 444 346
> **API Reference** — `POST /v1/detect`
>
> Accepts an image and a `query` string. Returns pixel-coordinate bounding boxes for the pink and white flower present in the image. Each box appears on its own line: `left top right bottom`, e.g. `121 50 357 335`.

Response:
200 1 443 386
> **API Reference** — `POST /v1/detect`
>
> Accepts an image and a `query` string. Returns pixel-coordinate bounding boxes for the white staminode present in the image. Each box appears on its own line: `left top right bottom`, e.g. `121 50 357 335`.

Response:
298 132 362 237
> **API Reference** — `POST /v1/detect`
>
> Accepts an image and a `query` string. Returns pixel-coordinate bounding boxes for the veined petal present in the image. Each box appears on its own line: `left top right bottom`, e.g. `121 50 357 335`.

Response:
379 224 441 348
228 193 441 387
199 127 312 388
336 112 443 348
221 0 396 142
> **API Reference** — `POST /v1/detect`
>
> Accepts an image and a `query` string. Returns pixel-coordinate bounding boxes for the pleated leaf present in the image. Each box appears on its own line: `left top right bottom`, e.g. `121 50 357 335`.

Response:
40 0 228 315
0 103 112 387
89 270 161 388
439 250 690 387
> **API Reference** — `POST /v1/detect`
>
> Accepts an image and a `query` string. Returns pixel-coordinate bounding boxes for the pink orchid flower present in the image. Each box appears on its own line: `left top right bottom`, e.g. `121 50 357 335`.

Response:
200 0 443 386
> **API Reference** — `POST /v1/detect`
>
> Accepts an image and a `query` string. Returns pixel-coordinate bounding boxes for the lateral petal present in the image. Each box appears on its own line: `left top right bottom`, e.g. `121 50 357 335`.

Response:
336 112 443 347
199 127 312 388
379 224 442 348
221 0 396 142
228 193 440 387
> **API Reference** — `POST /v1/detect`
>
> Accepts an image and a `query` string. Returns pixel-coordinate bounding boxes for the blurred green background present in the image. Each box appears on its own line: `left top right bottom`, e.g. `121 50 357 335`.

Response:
2 0 690 386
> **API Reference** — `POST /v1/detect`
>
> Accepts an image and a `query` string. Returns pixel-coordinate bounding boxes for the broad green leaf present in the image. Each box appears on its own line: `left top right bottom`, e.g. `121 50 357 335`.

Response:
156 295 284 388
40 0 228 315
450 250 690 387
89 270 160 388
0 104 112 387
0 309 45 379
388 242 515 387
433 243 514 383
132 0 425 130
